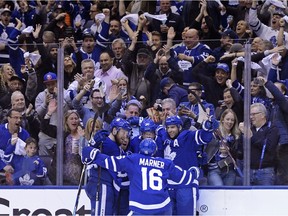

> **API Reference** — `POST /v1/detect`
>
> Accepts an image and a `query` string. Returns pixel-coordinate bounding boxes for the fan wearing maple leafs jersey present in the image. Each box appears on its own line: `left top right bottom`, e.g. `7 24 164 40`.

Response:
163 115 218 215
3 137 47 185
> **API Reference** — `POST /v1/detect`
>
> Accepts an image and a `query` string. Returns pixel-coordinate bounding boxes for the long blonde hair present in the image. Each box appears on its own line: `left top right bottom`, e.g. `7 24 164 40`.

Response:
64 110 81 133
219 109 241 139
0 64 15 91
84 118 103 140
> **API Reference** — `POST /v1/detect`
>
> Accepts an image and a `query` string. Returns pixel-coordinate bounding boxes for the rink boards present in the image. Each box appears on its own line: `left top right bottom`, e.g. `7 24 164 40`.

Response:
0 186 287 215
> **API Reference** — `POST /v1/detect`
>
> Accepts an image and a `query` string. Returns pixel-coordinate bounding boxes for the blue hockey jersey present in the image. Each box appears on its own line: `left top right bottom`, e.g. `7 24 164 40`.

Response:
93 153 197 215
173 43 211 85
163 129 212 181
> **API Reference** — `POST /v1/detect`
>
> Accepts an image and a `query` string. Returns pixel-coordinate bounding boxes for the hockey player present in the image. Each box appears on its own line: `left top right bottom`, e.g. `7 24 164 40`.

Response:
163 115 219 215
82 138 200 215
85 117 131 216
130 118 164 157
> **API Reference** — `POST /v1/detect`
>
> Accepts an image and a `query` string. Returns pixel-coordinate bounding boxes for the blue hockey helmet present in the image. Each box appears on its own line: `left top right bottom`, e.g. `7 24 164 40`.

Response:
110 117 132 132
165 115 183 127
140 118 157 133
139 138 157 156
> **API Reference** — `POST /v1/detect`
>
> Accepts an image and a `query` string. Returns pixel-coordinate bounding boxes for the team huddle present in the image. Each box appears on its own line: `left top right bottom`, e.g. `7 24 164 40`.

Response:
81 115 219 215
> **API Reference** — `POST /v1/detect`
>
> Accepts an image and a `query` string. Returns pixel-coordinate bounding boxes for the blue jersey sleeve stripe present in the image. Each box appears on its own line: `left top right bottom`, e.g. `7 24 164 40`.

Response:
185 172 193 185
129 197 171 210
111 156 117 172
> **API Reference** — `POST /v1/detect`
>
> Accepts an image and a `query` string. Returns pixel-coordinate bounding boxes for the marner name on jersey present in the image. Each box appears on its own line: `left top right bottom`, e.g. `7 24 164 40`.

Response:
139 158 165 169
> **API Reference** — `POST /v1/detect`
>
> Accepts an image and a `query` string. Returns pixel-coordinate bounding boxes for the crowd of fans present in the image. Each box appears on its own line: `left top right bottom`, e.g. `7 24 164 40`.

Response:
0 0 288 188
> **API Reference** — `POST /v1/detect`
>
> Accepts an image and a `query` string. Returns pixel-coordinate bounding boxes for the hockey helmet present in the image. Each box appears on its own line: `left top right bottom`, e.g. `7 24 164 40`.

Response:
165 115 183 127
140 118 157 133
139 138 157 156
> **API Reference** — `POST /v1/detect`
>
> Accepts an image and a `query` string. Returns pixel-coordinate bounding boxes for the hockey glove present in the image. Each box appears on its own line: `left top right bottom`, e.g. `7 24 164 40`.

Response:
92 130 109 146
81 146 99 165
188 166 200 179
127 116 140 126
202 116 219 132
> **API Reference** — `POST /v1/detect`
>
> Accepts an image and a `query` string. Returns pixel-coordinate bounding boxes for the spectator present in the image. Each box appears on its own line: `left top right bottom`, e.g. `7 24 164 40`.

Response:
0 91 40 140
124 99 143 139
0 64 15 99
41 102 84 185
94 51 127 98
35 72 69 156
3 137 47 186
192 56 230 107
215 83 244 122
11 0 36 32
122 33 153 104
149 0 184 42
0 8 13 65
71 9 110 71
190 0 221 50
108 77 136 115
172 28 211 88
206 109 242 186
239 103 279 185
63 55 77 89
178 82 215 129
249 0 288 48
66 59 106 109
145 48 183 104
72 83 115 129
159 77 188 107
212 29 238 63
0 109 30 173
111 38 127 70
259 77 288 185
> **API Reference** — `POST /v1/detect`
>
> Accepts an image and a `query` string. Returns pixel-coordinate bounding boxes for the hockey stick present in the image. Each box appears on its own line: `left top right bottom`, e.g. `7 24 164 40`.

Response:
95 141 103 216
72 164 86 216
72 111 98 216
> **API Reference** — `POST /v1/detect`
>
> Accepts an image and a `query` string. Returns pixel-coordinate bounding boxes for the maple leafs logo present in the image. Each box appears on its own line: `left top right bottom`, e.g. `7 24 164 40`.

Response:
19 174 34 185
164 145 176 161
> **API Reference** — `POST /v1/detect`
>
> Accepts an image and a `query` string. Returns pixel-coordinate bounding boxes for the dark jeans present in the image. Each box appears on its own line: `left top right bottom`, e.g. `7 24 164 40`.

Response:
276 144 288 185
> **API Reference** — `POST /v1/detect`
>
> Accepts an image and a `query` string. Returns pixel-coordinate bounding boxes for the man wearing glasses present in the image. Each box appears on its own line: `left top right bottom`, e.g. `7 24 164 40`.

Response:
239 103 279 185
0 109 30 175
178 82 215 129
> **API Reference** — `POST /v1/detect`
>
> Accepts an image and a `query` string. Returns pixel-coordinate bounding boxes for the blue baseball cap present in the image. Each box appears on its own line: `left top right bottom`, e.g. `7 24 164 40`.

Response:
216 63 230 73
43 72 57 83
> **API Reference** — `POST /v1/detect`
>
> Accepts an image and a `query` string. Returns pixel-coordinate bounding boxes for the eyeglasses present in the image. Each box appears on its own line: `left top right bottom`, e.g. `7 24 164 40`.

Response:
9 116 23 120
91 96 103 100
187 89 200 94
250 112 262 117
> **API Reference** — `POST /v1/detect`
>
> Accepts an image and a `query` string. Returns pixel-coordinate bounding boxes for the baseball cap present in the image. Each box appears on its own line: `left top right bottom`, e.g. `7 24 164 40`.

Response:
43 72 57 83
229 43 244 53
222 29 238 40
160 77 173 90
127 99 142 110
216 63 230 73
1 8 12 15
82 28 94 40
137 48 151 57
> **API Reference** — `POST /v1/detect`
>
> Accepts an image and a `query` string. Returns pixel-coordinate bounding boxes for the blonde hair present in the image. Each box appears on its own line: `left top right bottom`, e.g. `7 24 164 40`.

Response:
219 109 241 139
64 110 81 133
84 118 103 140
0 64 15 91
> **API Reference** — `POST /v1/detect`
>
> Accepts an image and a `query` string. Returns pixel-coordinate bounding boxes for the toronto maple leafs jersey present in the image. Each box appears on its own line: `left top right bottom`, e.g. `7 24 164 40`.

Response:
87 137 125 187
6 155 46 185
130 135 164 158
0 124 30 170
163 130 212 179
172 43 211 85
94 153 197 215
